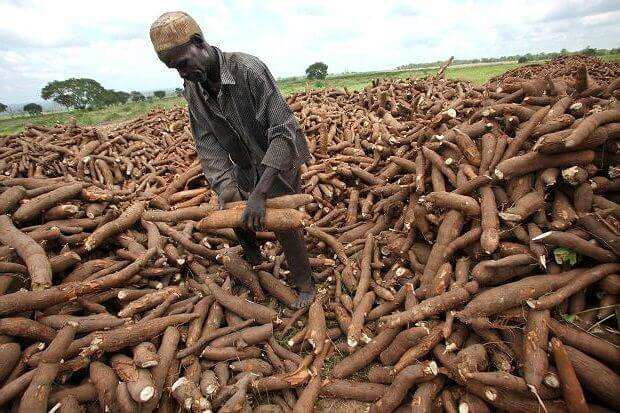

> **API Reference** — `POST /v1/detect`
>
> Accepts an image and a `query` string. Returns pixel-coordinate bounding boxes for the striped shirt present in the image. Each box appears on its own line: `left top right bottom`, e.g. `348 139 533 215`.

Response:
183 46 311 197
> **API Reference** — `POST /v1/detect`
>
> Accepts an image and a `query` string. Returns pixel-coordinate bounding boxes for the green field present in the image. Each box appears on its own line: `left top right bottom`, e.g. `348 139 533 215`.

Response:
2 54 618 136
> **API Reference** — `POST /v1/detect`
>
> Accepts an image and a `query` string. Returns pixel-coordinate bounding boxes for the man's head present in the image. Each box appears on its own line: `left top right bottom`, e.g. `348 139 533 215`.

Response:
150 11 213 82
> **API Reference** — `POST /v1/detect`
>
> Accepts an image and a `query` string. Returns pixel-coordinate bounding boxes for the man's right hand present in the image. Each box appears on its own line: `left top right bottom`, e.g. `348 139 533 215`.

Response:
217 186 242 210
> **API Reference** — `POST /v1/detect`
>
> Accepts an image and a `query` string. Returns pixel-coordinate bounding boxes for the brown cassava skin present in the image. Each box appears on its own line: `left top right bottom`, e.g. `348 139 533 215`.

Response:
320 379 387 402
0 317 56 342
133 342 159 368
220 253 264 300
209 323 273 348
12 182 83 223
495 149 595 180
201 346 262 361
331 327 400 379
380 283 474 328
502 105 550 160
0 248 156 315
89 361 119 413
550 338 589 413
199 277 277 324
110 354 156 403
176 319 254 358
0 215 52 290
422 146 457 186
394 324 445 372
523 309 550 389
155 221 218 259
347 291 374 347
380 325 432 366
533 230 617 263
257 270 298 308
305 296 327 354
566 109 620 148
433 344 568 413
84 200 148 251
499 190 545 223
0 186 26 214
353 234 374 307
411 376 446 413
479 185 500 254
423 192 480 216
197 208 307 230
457 271 580 319
370 361 438 413
0 342 21 383
527 263 620 310
564 345 620 411
141 326 180 412
547 319 620 369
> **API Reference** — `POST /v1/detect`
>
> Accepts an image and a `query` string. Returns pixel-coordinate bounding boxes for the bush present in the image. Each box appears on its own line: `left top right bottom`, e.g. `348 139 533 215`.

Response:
0 103 6 113
130 91 146 102
153 90 166 99
305 62 328 80
23 103 42 116
517 56 528 63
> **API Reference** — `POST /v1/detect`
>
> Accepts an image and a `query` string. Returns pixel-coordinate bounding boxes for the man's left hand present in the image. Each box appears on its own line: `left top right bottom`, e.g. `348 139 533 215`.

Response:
241 191 266 231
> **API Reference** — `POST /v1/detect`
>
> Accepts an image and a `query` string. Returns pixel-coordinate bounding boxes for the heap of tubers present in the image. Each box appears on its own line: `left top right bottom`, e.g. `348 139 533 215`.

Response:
0 54 618 412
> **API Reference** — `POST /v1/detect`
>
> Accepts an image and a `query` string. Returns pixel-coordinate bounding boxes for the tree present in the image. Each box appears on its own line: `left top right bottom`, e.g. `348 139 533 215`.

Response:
130 91 146 102
581 46 597 56
23 103 42 116
41 78 108 109
305 62 328 80
560 48 568 55
0 103 7 113
517 56 528 63
97 90 130 107
175 87 183 96
153 90 166 99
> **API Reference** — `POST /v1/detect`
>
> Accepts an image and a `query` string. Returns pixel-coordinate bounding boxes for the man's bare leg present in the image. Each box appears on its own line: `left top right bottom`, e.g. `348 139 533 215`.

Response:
233 227 263 266
275 229 315 308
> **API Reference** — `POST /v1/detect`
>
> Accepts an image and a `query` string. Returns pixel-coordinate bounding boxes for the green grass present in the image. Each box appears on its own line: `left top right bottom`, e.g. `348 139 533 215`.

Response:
0 97 183 136
3 54 619 136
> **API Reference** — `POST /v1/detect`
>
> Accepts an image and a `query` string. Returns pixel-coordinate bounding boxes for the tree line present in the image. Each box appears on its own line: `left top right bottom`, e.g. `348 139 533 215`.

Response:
396 46 620 70
0 79 180 116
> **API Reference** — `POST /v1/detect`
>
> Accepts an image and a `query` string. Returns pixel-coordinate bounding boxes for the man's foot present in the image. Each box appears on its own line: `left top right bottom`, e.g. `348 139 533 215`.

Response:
242 245 263 267
291 277 316 309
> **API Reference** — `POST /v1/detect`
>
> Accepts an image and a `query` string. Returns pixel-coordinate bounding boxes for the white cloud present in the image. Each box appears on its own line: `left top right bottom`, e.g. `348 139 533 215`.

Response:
0 0 618 103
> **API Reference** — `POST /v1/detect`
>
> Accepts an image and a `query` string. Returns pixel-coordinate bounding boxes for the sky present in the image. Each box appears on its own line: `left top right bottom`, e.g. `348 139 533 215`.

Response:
1 0 619 104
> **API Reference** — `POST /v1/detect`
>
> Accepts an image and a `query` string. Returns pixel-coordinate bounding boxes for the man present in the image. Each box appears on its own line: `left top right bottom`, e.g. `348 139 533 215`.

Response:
150 11 315 307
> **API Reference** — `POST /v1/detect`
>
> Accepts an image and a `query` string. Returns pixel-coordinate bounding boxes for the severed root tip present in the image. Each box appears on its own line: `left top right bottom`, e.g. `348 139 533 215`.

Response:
544 373 560 388
458 402 470 413
525 299 536 308
498 212 522 222
49 403 61 413
347 338 358 348
444 342 458 353
494 168 504 180
204 384 218 395
531 231 552 241
484 387 498 401
140 386 155 402
426 361 439 375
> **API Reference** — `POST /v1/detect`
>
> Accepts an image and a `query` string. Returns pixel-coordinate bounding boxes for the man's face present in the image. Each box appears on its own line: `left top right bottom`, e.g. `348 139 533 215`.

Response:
162 43 209 82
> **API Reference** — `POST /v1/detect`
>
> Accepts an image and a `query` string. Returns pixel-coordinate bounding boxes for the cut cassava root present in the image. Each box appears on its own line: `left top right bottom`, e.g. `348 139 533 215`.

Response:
0 54 618 411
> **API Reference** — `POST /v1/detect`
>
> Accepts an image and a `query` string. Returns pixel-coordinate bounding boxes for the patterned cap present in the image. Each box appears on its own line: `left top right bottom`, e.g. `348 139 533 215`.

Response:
150 11 203 53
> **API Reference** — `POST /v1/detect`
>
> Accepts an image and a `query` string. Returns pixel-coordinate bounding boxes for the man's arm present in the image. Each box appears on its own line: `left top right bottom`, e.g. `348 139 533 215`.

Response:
240 58 302 230
188 106 238 205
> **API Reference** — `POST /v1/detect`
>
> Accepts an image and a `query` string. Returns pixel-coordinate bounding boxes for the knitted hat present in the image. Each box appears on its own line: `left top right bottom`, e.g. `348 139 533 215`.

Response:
150 11 203 54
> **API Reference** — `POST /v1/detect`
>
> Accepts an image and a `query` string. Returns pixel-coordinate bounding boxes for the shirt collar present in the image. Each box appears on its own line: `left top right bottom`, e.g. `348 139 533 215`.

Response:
211 46 236 86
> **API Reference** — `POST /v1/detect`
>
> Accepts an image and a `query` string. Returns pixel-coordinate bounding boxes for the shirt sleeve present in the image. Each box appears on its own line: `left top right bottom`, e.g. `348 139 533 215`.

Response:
247 59 304 171
187 105 236 195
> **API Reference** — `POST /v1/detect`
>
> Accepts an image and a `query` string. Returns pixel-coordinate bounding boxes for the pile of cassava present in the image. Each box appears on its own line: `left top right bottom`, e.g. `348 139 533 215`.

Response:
0 54 618 413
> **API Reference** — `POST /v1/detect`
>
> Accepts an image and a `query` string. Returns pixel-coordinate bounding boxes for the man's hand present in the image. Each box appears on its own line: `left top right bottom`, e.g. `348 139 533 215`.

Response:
217 186 241 210
241 191 266 231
